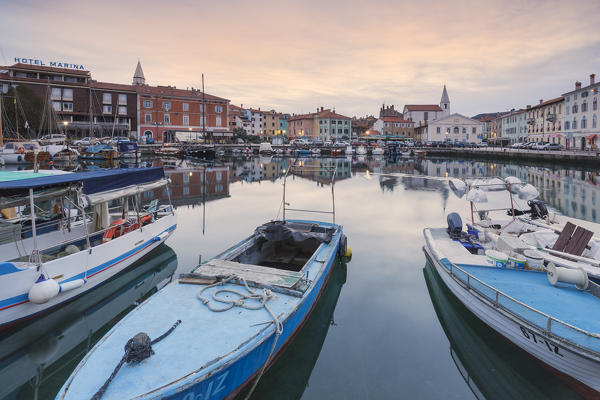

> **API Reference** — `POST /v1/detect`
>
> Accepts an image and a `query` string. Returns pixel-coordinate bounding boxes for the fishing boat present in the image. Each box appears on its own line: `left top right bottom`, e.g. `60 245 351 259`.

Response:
117 140 140 160
57 162 349 400
424 176 600 397
0 167 177 329
52 147 80 162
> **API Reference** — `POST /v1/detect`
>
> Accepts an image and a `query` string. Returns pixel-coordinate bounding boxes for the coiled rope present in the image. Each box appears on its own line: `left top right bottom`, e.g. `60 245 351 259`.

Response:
90 320 181 400
197 275 283 400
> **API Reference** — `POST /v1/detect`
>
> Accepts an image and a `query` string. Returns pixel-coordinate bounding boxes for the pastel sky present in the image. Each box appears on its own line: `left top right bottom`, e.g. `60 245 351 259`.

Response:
1 0 599 117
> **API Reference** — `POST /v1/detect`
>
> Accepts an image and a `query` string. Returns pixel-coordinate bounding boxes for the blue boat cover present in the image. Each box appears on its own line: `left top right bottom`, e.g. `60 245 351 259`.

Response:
84 144 113 153
0 168 164 195
117 141 138 152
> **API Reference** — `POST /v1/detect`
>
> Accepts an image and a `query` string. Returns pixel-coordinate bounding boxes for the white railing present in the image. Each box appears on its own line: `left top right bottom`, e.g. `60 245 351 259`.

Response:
445 260 600 353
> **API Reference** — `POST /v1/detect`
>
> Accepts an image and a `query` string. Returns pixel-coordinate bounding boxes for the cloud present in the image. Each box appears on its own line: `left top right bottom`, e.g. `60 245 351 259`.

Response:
1 0 599 116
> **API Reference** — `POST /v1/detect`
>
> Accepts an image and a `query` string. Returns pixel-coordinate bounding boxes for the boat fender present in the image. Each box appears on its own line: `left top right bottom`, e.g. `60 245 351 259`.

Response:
28 275 60 304
17 155 22 162
338 234 347 257
59 279 85 293
154 231 169 242
546 263 589 290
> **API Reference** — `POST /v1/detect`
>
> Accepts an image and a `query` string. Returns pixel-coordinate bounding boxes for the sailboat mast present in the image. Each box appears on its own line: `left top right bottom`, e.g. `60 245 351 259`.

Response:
14 97 18 138
202 73 207 144
89 83 93 138
0 91 3 145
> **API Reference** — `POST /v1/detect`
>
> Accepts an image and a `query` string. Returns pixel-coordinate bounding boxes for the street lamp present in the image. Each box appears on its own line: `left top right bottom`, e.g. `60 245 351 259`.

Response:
62 120 69 136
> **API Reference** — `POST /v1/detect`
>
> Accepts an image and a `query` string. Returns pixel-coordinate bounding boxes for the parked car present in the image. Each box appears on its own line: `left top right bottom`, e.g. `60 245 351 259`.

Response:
533 142 549 150
477 142 488 147
40 134 67 145
72 137 99 146
543 143 562 151
511 142 524 148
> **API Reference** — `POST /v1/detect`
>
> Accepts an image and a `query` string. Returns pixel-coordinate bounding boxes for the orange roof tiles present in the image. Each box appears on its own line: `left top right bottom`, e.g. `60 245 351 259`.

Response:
404 104 443 111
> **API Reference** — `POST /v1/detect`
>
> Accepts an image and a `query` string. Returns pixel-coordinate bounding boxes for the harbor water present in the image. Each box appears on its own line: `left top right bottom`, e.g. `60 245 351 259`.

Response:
2 155 598 400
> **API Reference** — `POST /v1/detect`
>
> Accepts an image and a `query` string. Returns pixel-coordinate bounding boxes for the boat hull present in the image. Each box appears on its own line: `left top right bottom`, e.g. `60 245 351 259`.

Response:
0 214 177 329
423 230 600 397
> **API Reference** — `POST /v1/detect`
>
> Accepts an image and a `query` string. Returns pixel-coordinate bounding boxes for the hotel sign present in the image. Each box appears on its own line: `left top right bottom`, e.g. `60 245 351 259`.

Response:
14 57 85 70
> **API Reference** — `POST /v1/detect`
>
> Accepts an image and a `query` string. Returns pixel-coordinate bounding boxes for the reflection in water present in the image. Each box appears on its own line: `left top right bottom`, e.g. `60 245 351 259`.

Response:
0 245 177 400
423 261 579 400
242 260 347 400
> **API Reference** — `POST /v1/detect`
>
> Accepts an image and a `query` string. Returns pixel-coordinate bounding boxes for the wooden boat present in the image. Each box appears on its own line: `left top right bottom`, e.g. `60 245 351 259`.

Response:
0 168 177 329
424 176 600 397
153 145 184 158
57 162 349 400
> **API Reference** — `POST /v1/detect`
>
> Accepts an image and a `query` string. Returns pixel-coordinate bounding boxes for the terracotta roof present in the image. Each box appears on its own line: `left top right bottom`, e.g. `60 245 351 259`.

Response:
135 85 228 102
528 96 564 109
382 116 412 123
317 110 350 120
289 113 316 121
404 104 443 111
9 63 90 76
91 81 136 92
475 116 495 122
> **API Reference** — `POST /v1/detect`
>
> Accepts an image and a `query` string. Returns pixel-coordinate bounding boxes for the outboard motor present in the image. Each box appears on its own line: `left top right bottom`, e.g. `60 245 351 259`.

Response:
447 212 463 238
528 200 548 220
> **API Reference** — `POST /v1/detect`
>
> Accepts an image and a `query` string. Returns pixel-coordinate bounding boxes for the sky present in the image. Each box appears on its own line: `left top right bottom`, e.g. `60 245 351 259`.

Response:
1 0 599 117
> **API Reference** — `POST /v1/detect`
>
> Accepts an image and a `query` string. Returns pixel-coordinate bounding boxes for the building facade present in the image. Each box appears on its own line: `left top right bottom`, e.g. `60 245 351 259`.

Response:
288 113 315 137
422 113 483 143
562 74 599 150
525 97 564 145
371 117 415 139
403 85 450 127
500 109 528 144
316 109 351 140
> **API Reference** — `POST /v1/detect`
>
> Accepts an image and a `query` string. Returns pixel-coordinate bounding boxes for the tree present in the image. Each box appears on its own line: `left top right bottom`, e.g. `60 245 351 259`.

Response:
1 85 46 139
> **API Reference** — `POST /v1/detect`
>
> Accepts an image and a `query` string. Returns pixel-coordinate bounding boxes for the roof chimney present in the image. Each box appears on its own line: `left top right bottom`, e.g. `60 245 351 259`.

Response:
526 105 531 109
539 99 543 104
591 74 596 85
576 81 582 90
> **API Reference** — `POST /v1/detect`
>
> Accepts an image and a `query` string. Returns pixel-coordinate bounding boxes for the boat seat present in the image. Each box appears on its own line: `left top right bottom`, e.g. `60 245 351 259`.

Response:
552 222 594 256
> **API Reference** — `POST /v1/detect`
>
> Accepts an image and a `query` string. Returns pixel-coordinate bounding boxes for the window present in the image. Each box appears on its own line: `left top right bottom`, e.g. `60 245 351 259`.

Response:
573 118 577 129
62 88 73 101
573 104 578 113
183 115 189 125
453 127 459 134
51 88 61 100
143 100 153 108
582 101 588 112
593 115 597 129
594 98 598 111
582 116 587 129
436 127 441 134
472 127 476 134
215 105 223 113
337 120 342 124
52 101 61 111
183 103 189 111
162 102 171 111
216 172 222 182
424 112 429 121
103 105 112 114
103 93 112 104
118 106 127 115
216 116 222 126
145 113 152 123
52 75 63 81
462 127 466 133
118 94 127 105
62 102 73 111
164 114 170 124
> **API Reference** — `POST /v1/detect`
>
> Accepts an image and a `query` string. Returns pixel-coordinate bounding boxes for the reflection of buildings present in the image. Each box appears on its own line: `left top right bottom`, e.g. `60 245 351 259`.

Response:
148 161 231 207
291 158 352 185
231 157 289 183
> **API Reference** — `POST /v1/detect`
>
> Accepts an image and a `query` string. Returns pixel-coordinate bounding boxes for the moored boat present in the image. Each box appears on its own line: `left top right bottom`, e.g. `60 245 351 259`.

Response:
0 167 177 329
424 176 600 397
259 142 274 155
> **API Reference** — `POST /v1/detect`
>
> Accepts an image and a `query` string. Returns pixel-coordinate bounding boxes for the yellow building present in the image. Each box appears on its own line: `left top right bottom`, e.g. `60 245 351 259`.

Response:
261 109 278 136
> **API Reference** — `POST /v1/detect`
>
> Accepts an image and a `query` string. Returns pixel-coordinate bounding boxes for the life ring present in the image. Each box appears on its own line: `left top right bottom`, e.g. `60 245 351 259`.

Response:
17 146 25 154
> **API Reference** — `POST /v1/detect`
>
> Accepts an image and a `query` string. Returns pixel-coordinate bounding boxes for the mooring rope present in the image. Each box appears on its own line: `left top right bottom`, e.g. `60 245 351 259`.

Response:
197 274 283 400
90 320 181 400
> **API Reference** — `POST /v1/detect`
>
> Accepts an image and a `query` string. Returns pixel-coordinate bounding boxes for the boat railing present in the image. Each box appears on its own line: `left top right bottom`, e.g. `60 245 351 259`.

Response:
446 260 600 351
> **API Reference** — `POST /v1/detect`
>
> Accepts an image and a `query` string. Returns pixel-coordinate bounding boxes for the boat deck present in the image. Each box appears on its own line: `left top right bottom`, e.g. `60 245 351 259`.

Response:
428 229 600 354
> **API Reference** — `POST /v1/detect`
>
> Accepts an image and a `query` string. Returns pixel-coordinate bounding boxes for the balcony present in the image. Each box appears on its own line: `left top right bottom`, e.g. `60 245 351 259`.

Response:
546 113 557 122
527 118 536 125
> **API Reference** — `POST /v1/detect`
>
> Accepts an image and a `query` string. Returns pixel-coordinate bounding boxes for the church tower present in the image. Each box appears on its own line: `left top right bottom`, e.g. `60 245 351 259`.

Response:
440 85 450 116
132 60 145 85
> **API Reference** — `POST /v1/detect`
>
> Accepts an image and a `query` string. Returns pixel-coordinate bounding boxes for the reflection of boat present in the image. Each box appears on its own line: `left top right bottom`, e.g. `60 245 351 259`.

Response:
52 147 80 162
356 146 367 155
0 244 177 400
423 261 578 400
372 147 384 155
117 140 139 159
259 142 273 155
248 260 347 399
154 145 184 158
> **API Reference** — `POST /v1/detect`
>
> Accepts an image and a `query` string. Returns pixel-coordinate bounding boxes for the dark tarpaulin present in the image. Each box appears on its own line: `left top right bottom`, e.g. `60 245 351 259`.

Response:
254 221 334 244
117 141 139 152
0 168 165 196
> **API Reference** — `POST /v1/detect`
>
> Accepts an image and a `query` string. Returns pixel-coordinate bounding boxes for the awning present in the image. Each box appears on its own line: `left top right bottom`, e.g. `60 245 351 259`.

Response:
81 178 168 206
0 167 165 196
587 134 597 140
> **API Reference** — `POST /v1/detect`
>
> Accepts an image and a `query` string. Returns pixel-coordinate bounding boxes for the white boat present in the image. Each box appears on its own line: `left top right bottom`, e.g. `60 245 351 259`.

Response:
117 140 140 159
311 148 321 155
259 142 274 155
424 176 600 395
356 146 367 155
0 142 51 165
372 147 384 155
0 167 177 329
345 145 353 155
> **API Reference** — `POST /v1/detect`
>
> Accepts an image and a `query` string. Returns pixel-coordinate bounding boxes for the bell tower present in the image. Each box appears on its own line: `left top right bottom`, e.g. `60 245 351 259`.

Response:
440 85 450 116
132 60 145 85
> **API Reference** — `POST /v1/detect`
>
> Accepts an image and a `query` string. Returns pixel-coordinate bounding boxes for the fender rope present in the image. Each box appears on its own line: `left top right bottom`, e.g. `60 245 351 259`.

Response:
90 319 181 400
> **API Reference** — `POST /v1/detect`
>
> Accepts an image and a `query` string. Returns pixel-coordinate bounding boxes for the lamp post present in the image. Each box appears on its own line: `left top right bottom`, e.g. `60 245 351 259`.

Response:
62 120 69 137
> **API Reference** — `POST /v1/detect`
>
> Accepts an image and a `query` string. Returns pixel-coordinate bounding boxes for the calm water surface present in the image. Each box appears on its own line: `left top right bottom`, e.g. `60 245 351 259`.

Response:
2 156 599 400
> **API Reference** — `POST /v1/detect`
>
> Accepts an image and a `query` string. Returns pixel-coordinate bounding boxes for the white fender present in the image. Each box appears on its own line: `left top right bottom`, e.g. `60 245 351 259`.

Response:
28 276 60 304
60 279 85 293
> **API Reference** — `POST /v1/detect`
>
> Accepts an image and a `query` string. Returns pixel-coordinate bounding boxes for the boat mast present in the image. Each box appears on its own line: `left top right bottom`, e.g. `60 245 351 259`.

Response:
202 74 207 144
89 83 93 139
29 188 41 268
0 90 3 145
14 97 18 138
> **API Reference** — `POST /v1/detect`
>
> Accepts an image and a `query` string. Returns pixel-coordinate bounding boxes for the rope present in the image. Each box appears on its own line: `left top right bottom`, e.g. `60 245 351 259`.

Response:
197 275 283 400
90 320 181 400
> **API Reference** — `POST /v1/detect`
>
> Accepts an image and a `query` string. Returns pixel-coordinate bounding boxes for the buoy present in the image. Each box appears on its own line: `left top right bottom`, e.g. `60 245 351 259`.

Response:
28 275 60 304
59 279 85 293
546 263 589 290
345 245 352 259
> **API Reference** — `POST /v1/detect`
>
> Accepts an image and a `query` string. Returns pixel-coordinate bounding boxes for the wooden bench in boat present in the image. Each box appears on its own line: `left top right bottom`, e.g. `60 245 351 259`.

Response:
180 259 309 297
552 221 594 257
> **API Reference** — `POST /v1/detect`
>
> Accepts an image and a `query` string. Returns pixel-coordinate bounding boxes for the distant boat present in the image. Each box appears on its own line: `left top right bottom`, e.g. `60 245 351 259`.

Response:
259 142 273 155
356 146 367 155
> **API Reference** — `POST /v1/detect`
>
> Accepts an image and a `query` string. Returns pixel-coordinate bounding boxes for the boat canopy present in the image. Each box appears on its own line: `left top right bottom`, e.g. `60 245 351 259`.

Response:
85 144 113 153
117 141 138 152
0 167 165 196
81 178 168 206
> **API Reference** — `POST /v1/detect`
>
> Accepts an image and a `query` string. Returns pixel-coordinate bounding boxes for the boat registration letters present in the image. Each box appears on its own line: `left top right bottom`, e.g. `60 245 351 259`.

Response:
519 325 563 357
181 371 228 400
